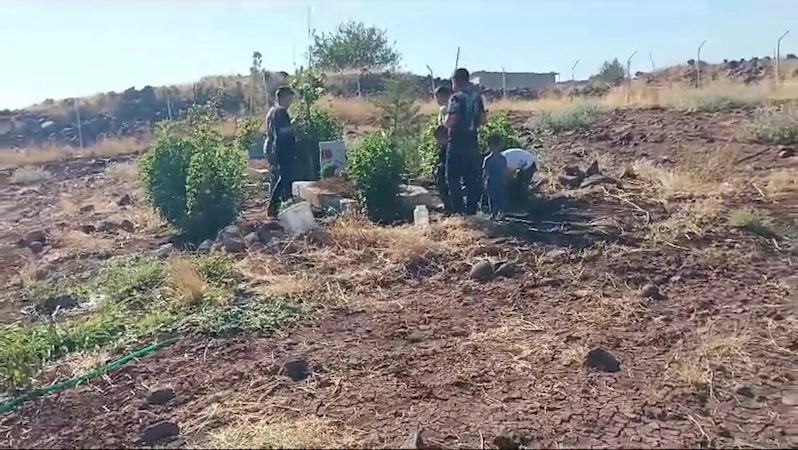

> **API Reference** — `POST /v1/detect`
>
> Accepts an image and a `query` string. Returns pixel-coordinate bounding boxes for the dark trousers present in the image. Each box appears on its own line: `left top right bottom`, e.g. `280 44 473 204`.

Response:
487 180 506 216
269 152 294 206
436 163 452 212
446 145 482 215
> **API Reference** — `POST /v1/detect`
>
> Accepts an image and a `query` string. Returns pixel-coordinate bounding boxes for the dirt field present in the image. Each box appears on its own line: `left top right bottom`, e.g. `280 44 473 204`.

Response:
0 105 796 449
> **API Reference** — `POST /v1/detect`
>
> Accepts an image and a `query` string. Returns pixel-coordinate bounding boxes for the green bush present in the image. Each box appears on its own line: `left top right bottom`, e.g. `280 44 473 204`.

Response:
140 99 257 240
537 104 603 133
290 68 344 180
293 108 344 180
752 105 798 145
348 133 404 220
479 113 523 153
418 116 444 180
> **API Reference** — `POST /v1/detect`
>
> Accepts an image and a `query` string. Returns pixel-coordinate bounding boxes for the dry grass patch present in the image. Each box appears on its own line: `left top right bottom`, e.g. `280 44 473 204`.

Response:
237 253 316 299
104 161 139 184
50 229 115 254
648 198 723 242
762 169 798 198
467 315 552 367
0 137 148 167
752 104 798 145
9 167 53 185
666 322 751 391
201 416 362 449
631 159 728 200
168 256 209 306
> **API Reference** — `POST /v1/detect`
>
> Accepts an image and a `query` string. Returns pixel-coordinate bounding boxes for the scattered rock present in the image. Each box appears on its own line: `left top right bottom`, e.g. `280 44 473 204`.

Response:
32 264 53 281
778 147 795 158
494 429 525 450
640 283 663 300
563 165 585 177
79 224 97 234
216 225 246 253
283 359 311 381
38 294 80 314
147 386 176 405
98 221 118 232
584 347 621 373
559 174 584 189
117 194 133 206
23 230 46 246
197 239 214 253
28 241 44 254
580 174 621 189
782 391 798 406
536 277 560 287
141 421 180 445
734 384 755 398
585 160 601 177
244 232 260 248
469 244 502 257
398 430 424 449
79 204 95 214
470 260 494 282
406 331 429 343
153 243 175 258
494 261 517 278
119 219 135 232
545 249 569 260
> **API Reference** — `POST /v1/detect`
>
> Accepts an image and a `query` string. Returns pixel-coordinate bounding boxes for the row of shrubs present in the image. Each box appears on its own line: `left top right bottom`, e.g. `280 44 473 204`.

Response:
140 72 525 237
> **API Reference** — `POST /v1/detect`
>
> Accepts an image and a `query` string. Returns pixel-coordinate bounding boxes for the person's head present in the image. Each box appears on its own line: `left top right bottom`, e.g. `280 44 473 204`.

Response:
434 85 452 106
487 134 503 153
452 68 470 91
434 125 448 145
275 86 294 107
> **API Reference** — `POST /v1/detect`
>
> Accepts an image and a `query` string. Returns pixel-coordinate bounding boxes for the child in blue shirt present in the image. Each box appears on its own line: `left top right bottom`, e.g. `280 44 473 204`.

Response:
482 134 508 220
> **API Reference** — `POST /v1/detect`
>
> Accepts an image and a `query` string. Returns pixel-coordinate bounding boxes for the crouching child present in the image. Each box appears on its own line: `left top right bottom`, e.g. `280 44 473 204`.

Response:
482 134 508 220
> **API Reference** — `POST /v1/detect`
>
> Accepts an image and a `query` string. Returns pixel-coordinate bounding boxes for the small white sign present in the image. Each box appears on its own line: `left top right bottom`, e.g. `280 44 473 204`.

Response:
319 140 346 175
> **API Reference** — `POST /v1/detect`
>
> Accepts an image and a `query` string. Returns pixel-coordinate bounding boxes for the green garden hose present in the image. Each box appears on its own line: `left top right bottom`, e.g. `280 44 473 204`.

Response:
0 337 180 414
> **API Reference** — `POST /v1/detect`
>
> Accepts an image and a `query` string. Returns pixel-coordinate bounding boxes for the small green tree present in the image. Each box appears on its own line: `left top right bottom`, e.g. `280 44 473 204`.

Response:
478 113 522 153
376 77 423 176
249 51 267 114
309 21 401 72
140 96 258 241
289 68 344 180
594 58 626 85
348 133 404 221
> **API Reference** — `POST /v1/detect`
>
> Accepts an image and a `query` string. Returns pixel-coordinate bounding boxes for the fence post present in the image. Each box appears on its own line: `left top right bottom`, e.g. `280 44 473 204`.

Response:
776 30 791 85
571 59 580 82
626 51 637 104
425 64 436 93
74 99 84 151
501 66 507 98
696 40 706 88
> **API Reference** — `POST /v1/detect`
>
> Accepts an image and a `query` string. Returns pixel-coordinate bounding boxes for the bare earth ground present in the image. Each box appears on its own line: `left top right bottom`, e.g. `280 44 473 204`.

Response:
0 107 797 449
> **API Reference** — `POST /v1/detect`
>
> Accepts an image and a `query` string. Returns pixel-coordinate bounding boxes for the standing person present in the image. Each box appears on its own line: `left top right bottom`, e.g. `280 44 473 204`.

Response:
264 86 296 217
445 68 487 215
433 125 453 212
434 85 452 125
483 134 508 220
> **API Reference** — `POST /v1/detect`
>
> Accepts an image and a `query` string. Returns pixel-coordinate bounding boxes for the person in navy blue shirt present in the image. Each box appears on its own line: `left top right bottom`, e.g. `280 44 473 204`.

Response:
482 134 508 220
265 86 296 217
444 68 486 215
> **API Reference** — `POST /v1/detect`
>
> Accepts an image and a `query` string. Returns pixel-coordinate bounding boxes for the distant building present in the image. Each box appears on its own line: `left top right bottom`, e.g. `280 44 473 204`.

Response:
470 71 558 91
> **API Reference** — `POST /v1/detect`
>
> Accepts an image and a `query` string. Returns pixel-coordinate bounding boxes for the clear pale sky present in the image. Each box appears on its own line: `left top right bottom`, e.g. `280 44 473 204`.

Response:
1 0 794 109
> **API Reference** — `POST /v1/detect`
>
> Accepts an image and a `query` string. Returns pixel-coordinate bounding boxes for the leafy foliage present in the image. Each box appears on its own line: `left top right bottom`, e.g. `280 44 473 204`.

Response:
418 116 444 180
535 104 604 133
248 51 267 113
290 68 345 180
752 105 798 145
348 133 404 221
140 97 257 240
478 113 523 153
309 21 401 72
594 58 626 85
377 77 424 177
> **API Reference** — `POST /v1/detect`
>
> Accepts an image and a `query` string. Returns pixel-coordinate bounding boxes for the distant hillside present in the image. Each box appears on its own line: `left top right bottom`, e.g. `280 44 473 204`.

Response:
2 55 796 150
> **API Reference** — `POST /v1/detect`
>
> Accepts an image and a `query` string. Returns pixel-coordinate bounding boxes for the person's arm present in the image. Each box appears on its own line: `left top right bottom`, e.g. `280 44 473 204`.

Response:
477 94 487 126
445 95 459 130
273 109 294 153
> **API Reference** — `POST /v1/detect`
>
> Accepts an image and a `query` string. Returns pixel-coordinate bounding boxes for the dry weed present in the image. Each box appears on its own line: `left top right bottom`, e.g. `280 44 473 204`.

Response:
631 159 727 200
0 137 147 167
50 229 115 254
667 322 751 391
649 198 723 242
168 256 208 306
104 161 139 184
201 416 362 449
10 167 53 185
763 169 798 198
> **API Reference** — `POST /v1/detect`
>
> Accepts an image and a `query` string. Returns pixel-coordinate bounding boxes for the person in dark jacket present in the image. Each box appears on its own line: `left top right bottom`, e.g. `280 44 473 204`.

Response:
264 86 296 217
444 68 487 215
